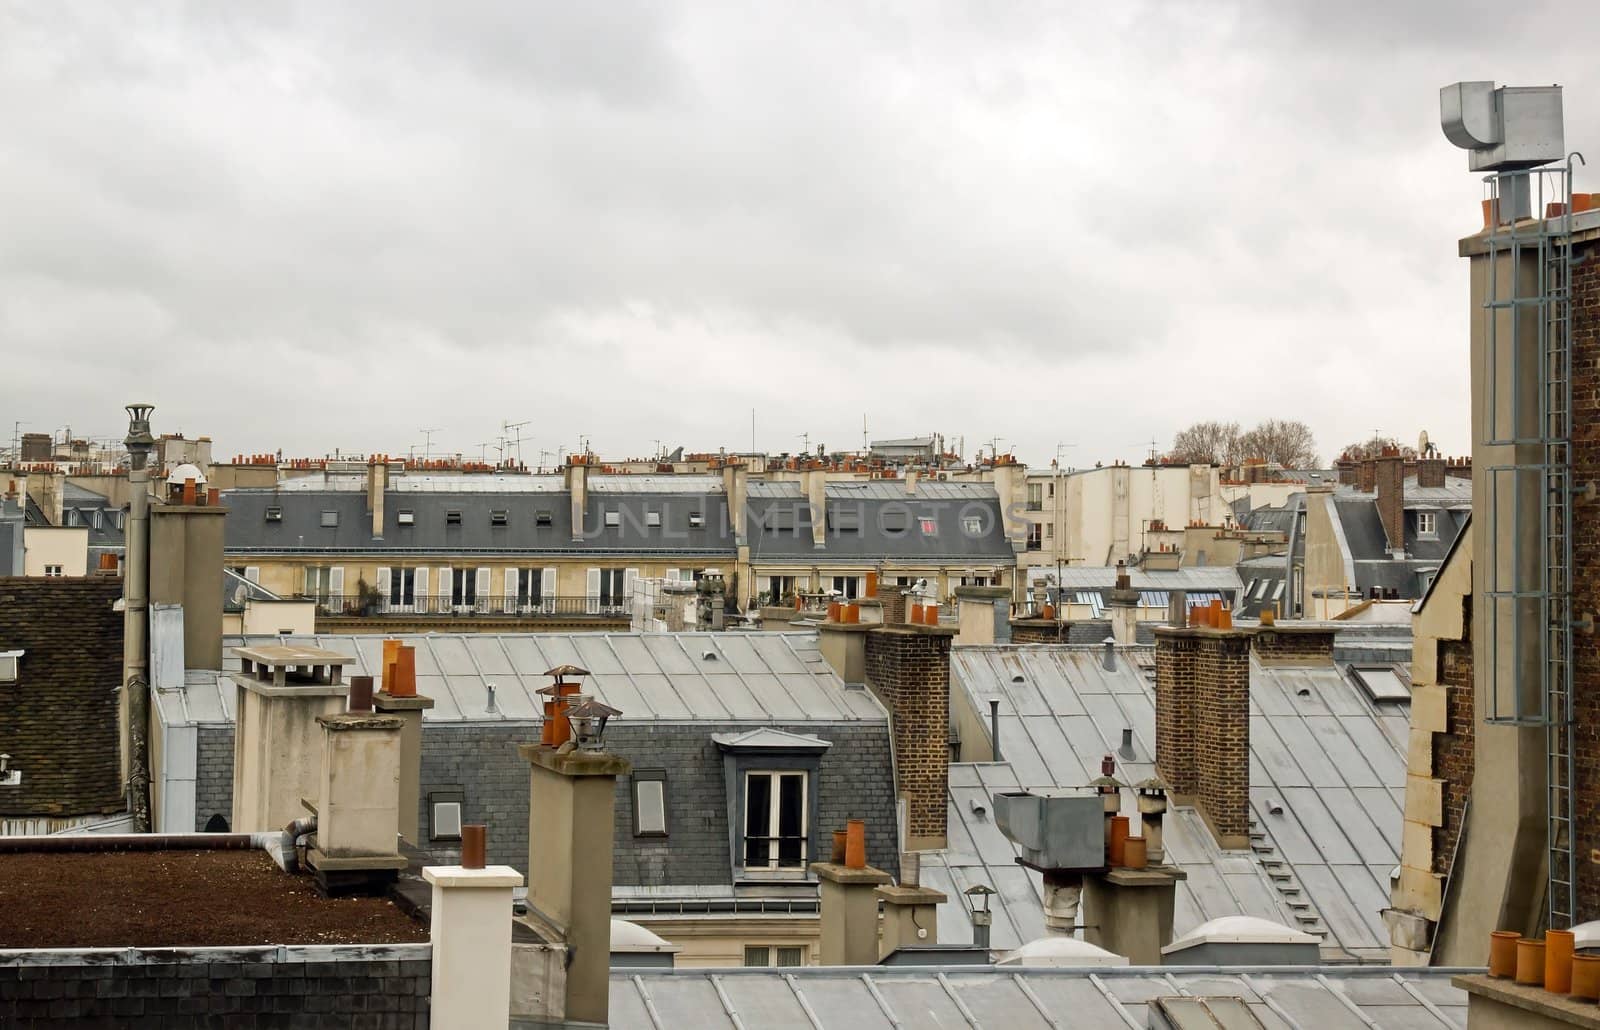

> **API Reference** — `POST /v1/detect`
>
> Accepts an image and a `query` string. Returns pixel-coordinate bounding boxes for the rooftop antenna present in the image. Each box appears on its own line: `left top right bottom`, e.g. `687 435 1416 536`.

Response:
862 415 869 453
503 420 531 465
419 427 442 462
10 421 24 461
798 432 810 456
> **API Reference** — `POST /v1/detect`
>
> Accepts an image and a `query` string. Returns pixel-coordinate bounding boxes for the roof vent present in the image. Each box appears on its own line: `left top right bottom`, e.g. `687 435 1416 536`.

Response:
1161 916 1320 965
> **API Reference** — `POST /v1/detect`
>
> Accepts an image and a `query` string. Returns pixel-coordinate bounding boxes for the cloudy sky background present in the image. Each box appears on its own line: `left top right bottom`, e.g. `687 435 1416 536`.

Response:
4 2 1598 468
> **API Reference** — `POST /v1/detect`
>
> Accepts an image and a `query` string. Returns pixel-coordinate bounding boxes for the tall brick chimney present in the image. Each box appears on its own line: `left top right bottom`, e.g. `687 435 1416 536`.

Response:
1154 625 1251 849
1375 448 1405 554
864 623 954 850
1416 455 1447 489
1357 459 1378 494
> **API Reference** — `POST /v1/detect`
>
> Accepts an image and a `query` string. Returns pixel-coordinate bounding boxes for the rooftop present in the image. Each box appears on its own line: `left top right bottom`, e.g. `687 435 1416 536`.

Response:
0 849 425 949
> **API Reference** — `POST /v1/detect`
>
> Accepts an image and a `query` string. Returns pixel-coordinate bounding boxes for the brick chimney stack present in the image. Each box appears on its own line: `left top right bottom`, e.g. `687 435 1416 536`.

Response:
1357 459 1378 494
1375 448 1405 554
1416 455 1447 489
864 623 955 850
1154 625 1252 849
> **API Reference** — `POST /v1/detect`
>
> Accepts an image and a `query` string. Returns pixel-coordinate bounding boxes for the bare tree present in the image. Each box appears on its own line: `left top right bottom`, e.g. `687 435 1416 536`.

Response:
1339 435 1417 462
1238 419 1321 468
1168 421 1242 466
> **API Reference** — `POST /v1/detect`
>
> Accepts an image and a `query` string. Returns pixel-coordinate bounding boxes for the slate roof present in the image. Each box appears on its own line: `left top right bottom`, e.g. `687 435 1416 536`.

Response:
1025 566 1242 593
607 966 1468 1029
926 644 1410 962
0 578 125 818
222 489 733 555
746 482 1015 564
59 486 125 549
162 632 887 726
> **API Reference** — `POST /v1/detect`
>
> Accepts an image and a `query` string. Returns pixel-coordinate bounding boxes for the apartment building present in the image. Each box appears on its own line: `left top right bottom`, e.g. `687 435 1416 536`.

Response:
1011 461 1224 570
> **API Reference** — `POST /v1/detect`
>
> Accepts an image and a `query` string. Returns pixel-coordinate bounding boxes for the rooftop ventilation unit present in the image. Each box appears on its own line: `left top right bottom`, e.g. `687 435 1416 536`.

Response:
1441 81 1564 171
992 790 1104 871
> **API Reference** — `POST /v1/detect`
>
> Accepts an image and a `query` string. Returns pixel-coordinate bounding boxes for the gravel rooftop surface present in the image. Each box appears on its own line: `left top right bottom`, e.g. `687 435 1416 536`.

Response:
0 849 428 948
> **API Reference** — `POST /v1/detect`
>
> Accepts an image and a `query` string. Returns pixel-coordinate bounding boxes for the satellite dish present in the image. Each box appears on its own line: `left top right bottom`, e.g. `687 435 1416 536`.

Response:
232 584 249 605
1418 430 1431 457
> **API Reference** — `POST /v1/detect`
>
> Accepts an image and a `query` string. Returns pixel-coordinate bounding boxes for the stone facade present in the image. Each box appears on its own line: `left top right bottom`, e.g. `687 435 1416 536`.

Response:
864 625 953 846
0 944 430 1028
0 578 124 818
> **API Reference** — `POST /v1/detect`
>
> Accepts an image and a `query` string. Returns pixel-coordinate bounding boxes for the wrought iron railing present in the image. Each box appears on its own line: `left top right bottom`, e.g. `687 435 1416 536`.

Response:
312 594 628 617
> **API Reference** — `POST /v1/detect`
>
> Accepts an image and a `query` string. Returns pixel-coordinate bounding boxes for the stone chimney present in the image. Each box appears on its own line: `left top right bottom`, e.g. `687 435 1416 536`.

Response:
518 744 630 1025
1154 625 1251 849
812 821 893 965
720 460 748 544
955 585 1012 645
864 624 955 849
230 644 354 833
367 456 389 539
804 467 827 550
149 492 228 670
1107 560 1141 646
307 702 407 894
374 640 435 846
564 457 589 543
1375 448 1405 554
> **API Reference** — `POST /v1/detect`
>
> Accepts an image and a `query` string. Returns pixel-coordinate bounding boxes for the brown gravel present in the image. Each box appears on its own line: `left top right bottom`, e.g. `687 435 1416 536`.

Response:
0 849 428 949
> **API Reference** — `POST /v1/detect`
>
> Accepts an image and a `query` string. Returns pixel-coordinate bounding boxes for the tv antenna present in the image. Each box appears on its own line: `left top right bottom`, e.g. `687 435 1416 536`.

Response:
503 420 531 466
419 428 442 462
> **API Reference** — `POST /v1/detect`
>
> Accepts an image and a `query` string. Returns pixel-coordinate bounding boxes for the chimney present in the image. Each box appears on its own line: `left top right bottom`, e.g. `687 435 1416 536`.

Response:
864 623 955 849
518 741 630 1025
812 820 893 965
720 459 748 545
954 585 1011 644
1154 624 1251 848
1336 457 1358 486
1416 454 1447 489
149 484 228 670
373 642 436 846
1107 560 1141 646
367 456 388 539
1251 624 1336 666
1375 448 1405 554
905 468 919 495
877 877 948 958
804 467 827 550
230 644 353 833
1357 459 1378 494
307 705 406 894
565 457 589 543
424 825 523 1030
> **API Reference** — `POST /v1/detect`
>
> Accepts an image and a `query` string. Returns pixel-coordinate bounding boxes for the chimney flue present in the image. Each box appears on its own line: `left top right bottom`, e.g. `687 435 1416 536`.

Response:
461 824 486 869
989 697 1001 763
348 675 375 713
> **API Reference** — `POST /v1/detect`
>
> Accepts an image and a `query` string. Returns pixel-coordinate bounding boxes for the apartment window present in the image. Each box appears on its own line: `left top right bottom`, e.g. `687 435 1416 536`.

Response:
604 510 621 528
1026 523 1043 551
1417 511 1438 536
598 568 626 607
759 575 796 606
645 510 662 528
688 511 704 528
319 510 338 528
962 514 984 535
918 517 937 535
490 510 509 526
827 507 862 533
632 770 668 837
535 509 554 526
43 565 64 578
830 576 860 600
397 510 415 526
880 508 908 533
388 567 417 607
516 568 549 609
265 506 282 522
1027 483 1044 511
446 510 463 526
1044 523 1053 539
450 568 476 607
743 771 807 870
743 946 805 968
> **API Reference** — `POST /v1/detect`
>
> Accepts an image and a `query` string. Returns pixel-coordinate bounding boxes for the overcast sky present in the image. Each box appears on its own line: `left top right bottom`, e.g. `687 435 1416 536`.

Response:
4 2 1598 469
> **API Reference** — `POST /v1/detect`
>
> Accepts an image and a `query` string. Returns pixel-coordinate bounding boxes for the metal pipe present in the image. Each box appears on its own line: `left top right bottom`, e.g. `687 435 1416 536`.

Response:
988 698 1001 764
280 815 317 873
122 403 155 833
0 832 278 853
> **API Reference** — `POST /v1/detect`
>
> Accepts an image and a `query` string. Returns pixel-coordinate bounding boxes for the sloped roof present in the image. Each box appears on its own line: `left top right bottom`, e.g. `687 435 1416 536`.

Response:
930 644 1409 962
158 632 886 726
1026 566 1242 592
607 967 1467 1029
746 485 1015 564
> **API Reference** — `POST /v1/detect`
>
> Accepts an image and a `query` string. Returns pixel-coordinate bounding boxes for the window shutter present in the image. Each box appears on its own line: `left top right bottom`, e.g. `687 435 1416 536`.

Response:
504 568 518 613
328 567 345 603
304 566 316 595
376 567 391 598
757 575 771 601
244 566 260 584
439 567 452 609
542 568 557 612
586 568 601 614
666 568 680 583
624 567 638 600
414 567 429 611
476 567 491 612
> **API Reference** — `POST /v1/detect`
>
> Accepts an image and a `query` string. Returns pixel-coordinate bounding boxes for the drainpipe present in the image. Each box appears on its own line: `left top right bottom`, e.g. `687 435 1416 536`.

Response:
123 404 155 833
988 697 1002 763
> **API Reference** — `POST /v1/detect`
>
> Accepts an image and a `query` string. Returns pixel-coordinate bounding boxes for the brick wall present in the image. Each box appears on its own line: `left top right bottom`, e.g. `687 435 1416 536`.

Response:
0 578 124 817
194 726 235 831
1358 460 1377 494
1194 633 1251 843
879 589 906 626
1251 628 1335 664
1154 628 1197 797
1416 458 1448 489
1571 236 1600 919
0 944 430 1028
1376 454 1405 552
1010 620 1066 644
1432 635 1475 876
864 626 952 843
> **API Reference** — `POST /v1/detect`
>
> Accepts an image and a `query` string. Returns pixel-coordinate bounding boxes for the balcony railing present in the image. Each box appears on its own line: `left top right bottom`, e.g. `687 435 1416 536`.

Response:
311 594 629 617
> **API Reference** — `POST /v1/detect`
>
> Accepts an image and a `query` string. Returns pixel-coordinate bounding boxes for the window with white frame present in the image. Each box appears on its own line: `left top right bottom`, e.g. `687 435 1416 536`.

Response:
1417 511 1438 536
759 575 796 606
450 567 476 607
830 576 860 600
963 514 984 535
304 566 341 604
1026 523 1042 551
388 567 417 608
742 771 807 870
632 770 668 837
516 568 551 609
43 565 63 577
1026 483 1043 510
597 568 626 608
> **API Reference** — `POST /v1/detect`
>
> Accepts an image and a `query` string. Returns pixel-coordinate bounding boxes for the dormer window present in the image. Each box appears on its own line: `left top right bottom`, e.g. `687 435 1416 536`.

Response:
490 510 509 526
446 510 463 526
604 510 621 528
535 510 554 526
645 511 662 528
1417 511 1438 537
397 510 415 526
319 510 338 528
688 511 704 528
